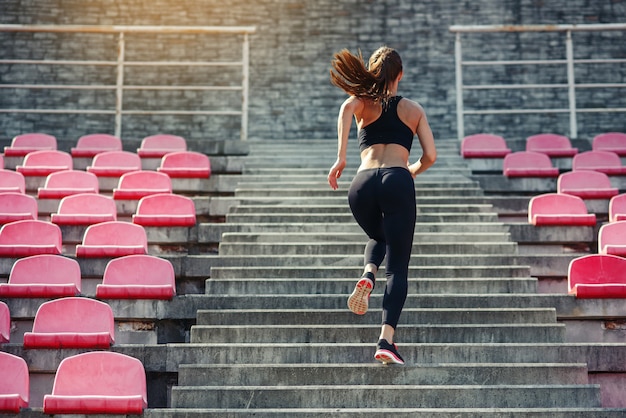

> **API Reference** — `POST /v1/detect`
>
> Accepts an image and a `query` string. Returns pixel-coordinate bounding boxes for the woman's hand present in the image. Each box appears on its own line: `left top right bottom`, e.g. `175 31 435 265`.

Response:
328 157 346 190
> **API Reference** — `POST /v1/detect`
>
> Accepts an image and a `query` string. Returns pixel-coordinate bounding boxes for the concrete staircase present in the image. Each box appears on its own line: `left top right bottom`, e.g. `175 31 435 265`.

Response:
149 138 626 416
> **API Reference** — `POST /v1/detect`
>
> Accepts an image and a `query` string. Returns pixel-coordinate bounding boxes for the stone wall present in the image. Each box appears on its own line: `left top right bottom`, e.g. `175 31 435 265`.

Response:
0 0 625 147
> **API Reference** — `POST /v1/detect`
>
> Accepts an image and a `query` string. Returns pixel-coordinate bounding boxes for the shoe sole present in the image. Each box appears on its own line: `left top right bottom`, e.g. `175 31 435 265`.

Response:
347 278 373 315
374 349 405 365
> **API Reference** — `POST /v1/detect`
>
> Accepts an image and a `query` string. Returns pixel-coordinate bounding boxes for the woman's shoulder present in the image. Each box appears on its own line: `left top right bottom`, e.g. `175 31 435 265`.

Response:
398 97 425 113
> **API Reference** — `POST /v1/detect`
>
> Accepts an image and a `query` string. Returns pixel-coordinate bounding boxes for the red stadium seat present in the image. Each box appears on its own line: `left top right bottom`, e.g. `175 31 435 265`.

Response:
526 133 578 157
573 150 626 175
461 134 511 158
0 170 26 194
0 254 81 298
609 194 626 223
51 193 117 225
86 151 141 177
598 221 626 256
137 134 187 158
592 132 626 156
15 150 72 177
133 193 196 227
502 151 560 178
23 297 115 348
568 254 626 298
0 301 9 343
71 133 122 158
0 220 62 257
557 171 619 199
0 352 29 413
113 170 172 200
4 133 56 157
157 151 211 178
37 170 99 199
0 193 37 224
97 254 176 300
528 193 596 226
76 221 147 258
43 351 147 415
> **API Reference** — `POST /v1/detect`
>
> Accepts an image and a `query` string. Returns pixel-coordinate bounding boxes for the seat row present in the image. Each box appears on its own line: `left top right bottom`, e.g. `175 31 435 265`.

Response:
528 193 626 225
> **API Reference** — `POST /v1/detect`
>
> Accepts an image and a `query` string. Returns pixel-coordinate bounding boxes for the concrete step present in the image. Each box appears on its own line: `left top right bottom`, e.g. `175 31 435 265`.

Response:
229 203 495 214
233 187 485 197
220 231 511 243
233 180 480 189
224 212 500 223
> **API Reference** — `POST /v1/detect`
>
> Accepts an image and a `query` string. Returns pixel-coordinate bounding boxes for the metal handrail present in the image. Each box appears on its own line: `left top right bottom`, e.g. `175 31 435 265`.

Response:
0 24 256 140
450 23 626 141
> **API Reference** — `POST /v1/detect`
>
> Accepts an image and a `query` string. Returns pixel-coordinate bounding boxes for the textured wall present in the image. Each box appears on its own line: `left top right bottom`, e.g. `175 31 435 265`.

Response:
1 0 625 146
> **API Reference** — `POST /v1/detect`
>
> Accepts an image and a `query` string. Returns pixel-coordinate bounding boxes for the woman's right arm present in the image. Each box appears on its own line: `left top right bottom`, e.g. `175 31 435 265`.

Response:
328 96 361 190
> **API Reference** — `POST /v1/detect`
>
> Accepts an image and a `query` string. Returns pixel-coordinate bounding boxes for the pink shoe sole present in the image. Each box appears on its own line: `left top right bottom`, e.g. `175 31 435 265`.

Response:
347 277 373 315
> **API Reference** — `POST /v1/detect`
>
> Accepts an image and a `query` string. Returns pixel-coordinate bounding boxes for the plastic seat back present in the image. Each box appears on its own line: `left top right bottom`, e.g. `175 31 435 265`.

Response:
598 221 626 256
592 132 626 156
557 171 619 199
86 151 141 177
137 134 187 158
0 220 63 257
24 297 115 348
609 194 626 222
502 151 559 177
0 170 26 194
76 221 148 258
526 133 578 157
461 134 511 158
0 301 9 343
528 193 596 226
97 254 176 299
16 150 73 176
38 170 99 199
71 134 122 157
113 170 172 200
0 193 37 224
51 193 117 225
568 254 626 298
572 150 626 175
0 254 81 298
0 352 29 412
43 351 147 415
4 133 56 157
133 193 196 227
158 151 211 178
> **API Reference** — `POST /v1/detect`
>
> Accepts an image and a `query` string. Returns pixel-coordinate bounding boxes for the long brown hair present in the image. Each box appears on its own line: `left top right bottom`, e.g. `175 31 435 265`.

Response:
330 46 403 104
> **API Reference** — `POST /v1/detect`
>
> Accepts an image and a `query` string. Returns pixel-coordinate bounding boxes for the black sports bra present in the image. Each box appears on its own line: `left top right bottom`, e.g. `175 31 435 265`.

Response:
358 96 414 153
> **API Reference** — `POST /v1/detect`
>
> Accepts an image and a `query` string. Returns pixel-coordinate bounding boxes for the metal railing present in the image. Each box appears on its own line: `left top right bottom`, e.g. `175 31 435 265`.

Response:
450 23 626 141
0 24 256 140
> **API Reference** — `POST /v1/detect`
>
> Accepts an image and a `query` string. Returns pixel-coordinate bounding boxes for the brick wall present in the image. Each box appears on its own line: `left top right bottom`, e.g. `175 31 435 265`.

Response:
1 0 625 147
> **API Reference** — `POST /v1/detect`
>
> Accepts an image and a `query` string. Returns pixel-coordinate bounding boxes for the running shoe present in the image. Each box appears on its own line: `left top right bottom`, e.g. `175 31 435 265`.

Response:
347 274 374 315
374 339 405 365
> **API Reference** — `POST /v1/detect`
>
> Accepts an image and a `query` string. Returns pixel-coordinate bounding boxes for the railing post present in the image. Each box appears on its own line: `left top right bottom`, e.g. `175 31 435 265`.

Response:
241 32 250 141
455 32 465 141
565 30 578 139
115 32 126 139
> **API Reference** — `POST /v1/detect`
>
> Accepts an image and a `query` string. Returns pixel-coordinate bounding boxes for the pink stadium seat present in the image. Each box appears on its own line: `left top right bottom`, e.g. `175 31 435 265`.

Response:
43 351 147 415
37 170 99 199
568 254 626 298
4 133 56 157
86 151 141 177
0 170 26 194
0 301 9 343
23 297 115 348
526 133 578 157
0 193 37 224
592 132 626 156
0 254 81 298
572 150 626 175
137 134 187 158
157 151 211 178
51 193 117 225
0 352 29 413
70 133 122 158
598 221 626 256
15 150 73 177
113 170 172 200
502 151 560 178
133 193 196 227
609 194 626 223
0 220 62 257
557 171 619 199
461 133 511 158
97 254 176 300
528 193 596 226
76 221 148 258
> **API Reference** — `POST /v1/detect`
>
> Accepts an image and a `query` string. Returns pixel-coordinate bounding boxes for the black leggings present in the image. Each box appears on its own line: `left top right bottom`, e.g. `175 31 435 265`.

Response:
348 167 416 329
